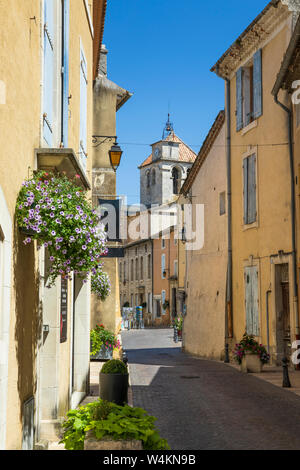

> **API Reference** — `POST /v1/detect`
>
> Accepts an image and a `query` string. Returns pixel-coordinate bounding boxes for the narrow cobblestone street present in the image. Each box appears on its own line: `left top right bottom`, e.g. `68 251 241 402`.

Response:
122 328 300 450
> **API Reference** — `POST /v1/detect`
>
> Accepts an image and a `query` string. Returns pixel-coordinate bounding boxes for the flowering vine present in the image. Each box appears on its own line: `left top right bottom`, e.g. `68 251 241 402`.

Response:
16 171 110 299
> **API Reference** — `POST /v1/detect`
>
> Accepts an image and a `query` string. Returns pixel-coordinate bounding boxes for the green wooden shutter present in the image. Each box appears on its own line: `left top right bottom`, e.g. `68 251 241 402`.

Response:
236 68 243 131
253 49 262 119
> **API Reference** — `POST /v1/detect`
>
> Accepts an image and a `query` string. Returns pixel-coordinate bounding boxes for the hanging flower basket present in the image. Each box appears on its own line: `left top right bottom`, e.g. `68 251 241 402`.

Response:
16 170 110 299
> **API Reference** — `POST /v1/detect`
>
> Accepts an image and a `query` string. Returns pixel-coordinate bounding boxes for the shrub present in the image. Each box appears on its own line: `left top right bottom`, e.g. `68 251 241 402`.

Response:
60 399 170 450
101 359 128 375
90 325 121 357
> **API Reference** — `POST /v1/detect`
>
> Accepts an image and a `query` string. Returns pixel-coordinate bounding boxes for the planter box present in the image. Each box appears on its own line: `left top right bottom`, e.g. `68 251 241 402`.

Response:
241 352 262 373
99 372 128 406
91 344 113 361
84 431 142 450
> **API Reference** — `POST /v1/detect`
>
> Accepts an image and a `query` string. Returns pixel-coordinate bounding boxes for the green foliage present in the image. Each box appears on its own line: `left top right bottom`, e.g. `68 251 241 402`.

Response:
16 170 110 298
90 324 121 357
101 359 128 375
233 333 270 365
60 399 170 450
173 316 183 332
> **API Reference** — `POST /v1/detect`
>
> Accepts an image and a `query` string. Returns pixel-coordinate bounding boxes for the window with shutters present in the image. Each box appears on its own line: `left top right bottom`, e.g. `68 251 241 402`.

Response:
243 154 257 225
245 266 259 336
79 43 88 169
43 0 55 146
161 254 166 279
236 49 262 131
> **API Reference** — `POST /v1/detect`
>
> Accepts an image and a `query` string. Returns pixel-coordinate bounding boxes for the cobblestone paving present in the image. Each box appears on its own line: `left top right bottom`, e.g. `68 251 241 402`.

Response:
121 328 300 450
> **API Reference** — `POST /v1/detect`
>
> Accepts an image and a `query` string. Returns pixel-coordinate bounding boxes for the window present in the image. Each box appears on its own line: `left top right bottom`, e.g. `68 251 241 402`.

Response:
43 0 55 146
162 290 166 314
148 293 152 313
220 192 226 216
131 294 133 307
131 259 134 281
140 257 144 280
236 49 262 131
146 171 150 188
123 261 126 281
243 154 256 225
174 260 178 277
148 254 151 279
151 169 156 185
162 238 165 249
79 43 88 168
156 299 161 318
161 254 166 279
172 167 180 195
245 266 259 336
135 258 139 281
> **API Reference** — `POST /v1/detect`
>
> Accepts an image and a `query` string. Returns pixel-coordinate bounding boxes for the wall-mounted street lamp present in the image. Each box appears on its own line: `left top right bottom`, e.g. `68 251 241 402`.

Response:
92 135 123 172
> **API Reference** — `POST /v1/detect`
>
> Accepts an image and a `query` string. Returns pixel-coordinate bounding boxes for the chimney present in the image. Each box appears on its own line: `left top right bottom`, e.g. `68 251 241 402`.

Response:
99 44 108 77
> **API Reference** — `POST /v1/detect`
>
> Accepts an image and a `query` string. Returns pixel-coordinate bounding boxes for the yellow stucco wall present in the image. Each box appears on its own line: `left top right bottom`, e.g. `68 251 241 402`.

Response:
183 124 227 359
0 0 94 448
229 20 294 360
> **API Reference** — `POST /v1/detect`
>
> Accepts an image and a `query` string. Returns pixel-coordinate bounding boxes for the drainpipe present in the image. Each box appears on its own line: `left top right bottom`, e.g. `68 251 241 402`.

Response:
225 77 233 343
273 94 299 358
266 288 271 355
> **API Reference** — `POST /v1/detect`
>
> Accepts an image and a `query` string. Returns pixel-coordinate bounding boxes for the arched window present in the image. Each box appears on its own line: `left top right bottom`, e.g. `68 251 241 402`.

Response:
151 169 156 185
146 171 150 188
172 167 180 195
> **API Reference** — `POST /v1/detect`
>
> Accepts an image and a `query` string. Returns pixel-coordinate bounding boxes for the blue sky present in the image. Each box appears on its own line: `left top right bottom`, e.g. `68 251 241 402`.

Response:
103 0 269 205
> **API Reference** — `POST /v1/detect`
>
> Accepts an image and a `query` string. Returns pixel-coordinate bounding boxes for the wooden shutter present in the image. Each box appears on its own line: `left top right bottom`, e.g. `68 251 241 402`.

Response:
248 154 257 224
245 266 259 335
243 158 248 224
253 49 262 120
236 68 243 131
162 291 166 314
43 0 54 146
62 0 70 147
161 254 165 278
80 46 88 166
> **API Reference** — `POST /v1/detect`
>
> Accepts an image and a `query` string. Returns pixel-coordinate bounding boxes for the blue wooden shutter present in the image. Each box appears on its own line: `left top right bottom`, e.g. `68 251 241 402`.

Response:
43 0 54 146
236 68 243 131
252 266 259 336
162 291 166 314
253 49 262 120
248 154 257 224
161 254 165 278
80 46 88 167
245 267 252 334
62 0 70 147
245 266 259 336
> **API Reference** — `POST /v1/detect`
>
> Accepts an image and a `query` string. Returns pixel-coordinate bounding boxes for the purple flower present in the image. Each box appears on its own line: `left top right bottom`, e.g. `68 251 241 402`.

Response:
51 230 56 236
82 245 87 250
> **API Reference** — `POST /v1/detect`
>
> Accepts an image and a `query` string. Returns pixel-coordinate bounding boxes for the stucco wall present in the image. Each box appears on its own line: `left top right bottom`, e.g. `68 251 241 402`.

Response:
184 124 227 359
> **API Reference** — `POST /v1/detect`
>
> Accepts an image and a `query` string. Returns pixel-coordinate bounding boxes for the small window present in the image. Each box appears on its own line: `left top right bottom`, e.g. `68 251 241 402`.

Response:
220 192 226 216
172 167 180 195
162 238 165 249
151 169 156 185
146 171 150 188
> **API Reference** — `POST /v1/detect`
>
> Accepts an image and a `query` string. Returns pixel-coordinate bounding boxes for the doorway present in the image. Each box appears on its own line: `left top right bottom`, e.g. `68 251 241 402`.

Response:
275 264 291 363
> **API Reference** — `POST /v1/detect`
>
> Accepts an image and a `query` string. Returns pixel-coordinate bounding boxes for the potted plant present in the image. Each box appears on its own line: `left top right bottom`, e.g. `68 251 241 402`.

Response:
233 333 270 373
15 170 111 299
173 316 183 340
60 399 170 450
99 360 129 406
90 324 121 360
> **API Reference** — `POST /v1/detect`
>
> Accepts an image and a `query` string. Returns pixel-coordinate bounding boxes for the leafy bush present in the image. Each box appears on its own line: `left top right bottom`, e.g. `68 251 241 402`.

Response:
173 316 183 332
60 399 170 450
233 333 270 365
101 359 128 375
90 324 121 357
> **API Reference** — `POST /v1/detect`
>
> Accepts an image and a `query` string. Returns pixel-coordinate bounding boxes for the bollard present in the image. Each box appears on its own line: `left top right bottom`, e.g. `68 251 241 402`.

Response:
224 343 230 363
122 350 128 365
174 326 178 343
282 357 291 388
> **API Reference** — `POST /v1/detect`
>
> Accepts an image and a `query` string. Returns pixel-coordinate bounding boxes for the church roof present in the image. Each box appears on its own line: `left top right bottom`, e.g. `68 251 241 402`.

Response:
139 132 197 169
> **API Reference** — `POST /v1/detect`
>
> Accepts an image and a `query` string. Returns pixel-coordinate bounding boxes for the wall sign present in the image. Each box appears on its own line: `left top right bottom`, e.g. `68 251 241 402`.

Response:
60 277 68 343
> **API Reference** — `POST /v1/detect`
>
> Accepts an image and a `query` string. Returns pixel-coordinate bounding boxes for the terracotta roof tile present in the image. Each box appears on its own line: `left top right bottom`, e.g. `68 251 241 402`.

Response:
139 132 197 168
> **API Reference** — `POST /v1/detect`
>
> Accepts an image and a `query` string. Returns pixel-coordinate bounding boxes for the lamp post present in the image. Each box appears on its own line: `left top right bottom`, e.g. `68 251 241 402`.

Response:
92 135 123 171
